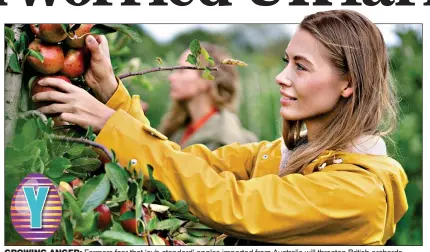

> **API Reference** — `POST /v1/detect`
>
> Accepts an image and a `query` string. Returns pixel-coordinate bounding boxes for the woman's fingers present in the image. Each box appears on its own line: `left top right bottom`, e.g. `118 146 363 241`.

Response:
37 77 77 93
96 35 111 61
38 103 72 115
32 91 70 104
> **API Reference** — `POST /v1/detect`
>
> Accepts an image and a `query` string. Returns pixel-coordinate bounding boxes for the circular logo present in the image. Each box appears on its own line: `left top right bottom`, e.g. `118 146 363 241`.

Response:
11 173 62 242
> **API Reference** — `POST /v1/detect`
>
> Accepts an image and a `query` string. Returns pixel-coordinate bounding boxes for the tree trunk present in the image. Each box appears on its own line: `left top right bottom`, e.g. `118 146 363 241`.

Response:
5 24 24 147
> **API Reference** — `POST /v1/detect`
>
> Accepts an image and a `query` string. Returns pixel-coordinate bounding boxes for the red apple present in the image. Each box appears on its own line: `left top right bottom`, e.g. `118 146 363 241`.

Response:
31 75 71 108
70 178 83 189
95 204 111 230
173 240 186 246
28 39 65 75
66 24 95 49
71 240 82 246
120 200 138 234
61 48 88 79
30 24 68 43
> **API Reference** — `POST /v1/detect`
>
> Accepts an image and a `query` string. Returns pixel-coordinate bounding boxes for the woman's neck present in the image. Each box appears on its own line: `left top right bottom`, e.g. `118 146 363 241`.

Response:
304 113 333 142
186 93 216 125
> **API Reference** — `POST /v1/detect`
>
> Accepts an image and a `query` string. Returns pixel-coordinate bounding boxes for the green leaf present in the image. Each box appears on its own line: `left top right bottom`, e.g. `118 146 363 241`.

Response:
53 173 76 184
202 68 215 80
154 180 171 200
62 217 73 245
174 200 189 214
186 54 197 65
19 33 28 54
100 231 147 245
85 126 94 140
106 191 128 208
26 49 44 63
21 118 38 142
5 26 14 42
70 157 102 173
35 117 47 132
147 164 154 180
150 234 167 245
61 24 69 33
160 199 177 210
8 53 21 73
79 147 99 158
5 26 15 52
127 182 138 201
63 191 83 221
5 146 33 167
78 174 111 212
174 212 199 222
105 162 129 195
91 24 142 43
111 218 125 232
207 57 215 66
201 47 214 66
28 76 38 93
147 216 160 232
76 211 98 236
14 40 21 55
189 39 201 57
22 139 49 166
187 229 220 238
46 117 53 134
119 210 135 221
156 57 163 65
155 218 183 232
143 192 156 204
46 157 72 179
67 143 86 157
135 187 143 221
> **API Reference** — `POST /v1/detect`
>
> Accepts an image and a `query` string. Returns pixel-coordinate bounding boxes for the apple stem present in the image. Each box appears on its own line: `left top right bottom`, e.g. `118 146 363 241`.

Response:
118 66 219 80
18 110 48 124
50 135 113 162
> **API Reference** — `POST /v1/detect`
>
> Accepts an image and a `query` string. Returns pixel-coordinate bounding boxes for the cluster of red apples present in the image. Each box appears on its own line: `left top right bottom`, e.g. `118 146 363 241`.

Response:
28 24 94 103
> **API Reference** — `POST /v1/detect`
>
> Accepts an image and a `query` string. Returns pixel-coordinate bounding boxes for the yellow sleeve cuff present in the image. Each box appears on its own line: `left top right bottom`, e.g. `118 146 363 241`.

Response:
105 77 132 111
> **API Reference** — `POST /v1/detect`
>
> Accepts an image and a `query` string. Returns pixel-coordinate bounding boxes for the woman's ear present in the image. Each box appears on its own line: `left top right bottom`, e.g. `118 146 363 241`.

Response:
340 78 353 98
341 85 353 98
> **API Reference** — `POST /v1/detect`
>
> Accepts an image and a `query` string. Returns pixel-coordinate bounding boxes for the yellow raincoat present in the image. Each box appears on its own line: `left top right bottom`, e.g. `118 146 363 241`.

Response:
95 80 409 245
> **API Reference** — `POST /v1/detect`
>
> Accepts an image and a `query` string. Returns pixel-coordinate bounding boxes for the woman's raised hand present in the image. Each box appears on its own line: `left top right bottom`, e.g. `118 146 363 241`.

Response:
84 35 118 103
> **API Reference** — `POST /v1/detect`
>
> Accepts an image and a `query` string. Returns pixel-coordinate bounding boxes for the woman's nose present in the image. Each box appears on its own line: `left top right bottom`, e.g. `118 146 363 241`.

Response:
275 68 293 87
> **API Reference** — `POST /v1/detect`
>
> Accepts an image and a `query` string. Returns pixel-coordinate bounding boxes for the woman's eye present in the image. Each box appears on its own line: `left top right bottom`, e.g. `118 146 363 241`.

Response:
296 63 306 71
282 57 289 65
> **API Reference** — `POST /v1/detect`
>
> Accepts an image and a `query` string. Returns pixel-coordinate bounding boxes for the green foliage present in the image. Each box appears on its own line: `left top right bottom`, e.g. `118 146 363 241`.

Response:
385 28 423 246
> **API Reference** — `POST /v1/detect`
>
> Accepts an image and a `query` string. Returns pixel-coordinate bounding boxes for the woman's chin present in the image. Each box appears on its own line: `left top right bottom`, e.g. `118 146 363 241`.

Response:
280 108 301 121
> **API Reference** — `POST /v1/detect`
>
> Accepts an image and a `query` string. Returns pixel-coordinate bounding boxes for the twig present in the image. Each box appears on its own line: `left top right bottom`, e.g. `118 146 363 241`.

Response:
118 66 218 80
50 135 113 162
167 232 174 246
18 110 48 124
53 124 83 131
141 208 153 246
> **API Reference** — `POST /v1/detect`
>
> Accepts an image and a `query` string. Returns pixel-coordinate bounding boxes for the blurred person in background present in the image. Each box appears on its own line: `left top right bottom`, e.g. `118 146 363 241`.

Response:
34 10 409 245
158 43 258 150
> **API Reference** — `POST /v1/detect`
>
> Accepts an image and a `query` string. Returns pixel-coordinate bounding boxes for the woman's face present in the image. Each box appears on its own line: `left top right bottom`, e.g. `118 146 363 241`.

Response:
168 50 211 101
275 28 351 124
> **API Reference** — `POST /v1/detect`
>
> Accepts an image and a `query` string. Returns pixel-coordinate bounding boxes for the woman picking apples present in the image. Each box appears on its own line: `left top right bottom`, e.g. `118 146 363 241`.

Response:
32 10 408 245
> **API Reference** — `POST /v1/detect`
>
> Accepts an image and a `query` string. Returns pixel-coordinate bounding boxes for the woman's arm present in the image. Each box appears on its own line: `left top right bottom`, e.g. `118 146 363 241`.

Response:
95 109 388 245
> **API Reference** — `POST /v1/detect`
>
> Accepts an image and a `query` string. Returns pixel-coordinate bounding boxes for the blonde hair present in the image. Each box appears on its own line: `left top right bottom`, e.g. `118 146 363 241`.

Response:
281 10 399 176
158 42 239 137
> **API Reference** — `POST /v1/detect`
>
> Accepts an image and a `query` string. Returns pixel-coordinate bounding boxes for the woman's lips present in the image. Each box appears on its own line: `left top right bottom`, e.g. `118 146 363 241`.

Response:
280 96 297 105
